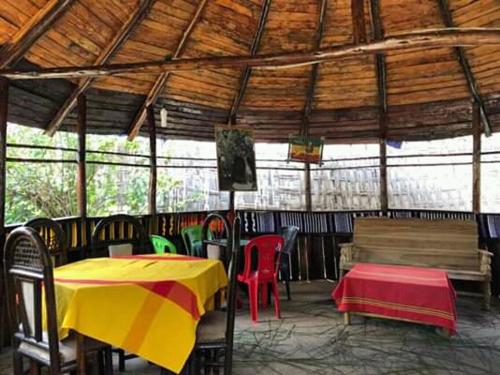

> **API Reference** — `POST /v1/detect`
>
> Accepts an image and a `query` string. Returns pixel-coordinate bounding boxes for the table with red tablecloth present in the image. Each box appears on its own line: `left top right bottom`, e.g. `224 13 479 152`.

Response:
332 263 457 335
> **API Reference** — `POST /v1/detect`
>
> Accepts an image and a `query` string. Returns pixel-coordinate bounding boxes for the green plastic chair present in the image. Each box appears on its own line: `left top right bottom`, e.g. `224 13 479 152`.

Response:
150 235 177 254
181 225 213 256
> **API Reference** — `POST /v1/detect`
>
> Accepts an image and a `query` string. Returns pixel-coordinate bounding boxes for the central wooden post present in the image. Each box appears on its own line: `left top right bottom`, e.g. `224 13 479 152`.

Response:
472 102 481 214
305 162 312 212
147 106 157 232
76 95 87 218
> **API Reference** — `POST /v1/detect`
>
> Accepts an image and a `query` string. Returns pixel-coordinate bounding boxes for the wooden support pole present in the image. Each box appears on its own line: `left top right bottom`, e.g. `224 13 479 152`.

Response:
0 79 8 243
305 163 312 212
4 28 500 80
472 102 481 214
76 95 87 219
379 115 388 212
0 78 8 350
148 107 157 229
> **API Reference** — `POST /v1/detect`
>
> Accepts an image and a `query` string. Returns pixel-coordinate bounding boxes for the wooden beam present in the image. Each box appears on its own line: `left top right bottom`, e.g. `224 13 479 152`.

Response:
44 0 155 136
76 94 87 218
148 107 157 219
127 0 208 140
3 28 500 80
370 0 388 212
227 0 272 124
472 102 481 213
351 0 367 44
437 0 492 136
0 0 76 68
302 0 328 134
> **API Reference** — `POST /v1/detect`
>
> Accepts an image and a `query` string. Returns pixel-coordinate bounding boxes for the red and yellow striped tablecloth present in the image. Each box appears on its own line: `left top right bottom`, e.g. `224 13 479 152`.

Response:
332 263 457 334
53 254 228 373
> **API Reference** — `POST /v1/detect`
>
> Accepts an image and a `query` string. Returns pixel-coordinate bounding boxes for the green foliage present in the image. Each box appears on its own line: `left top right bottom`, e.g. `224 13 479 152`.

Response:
5 124 201 224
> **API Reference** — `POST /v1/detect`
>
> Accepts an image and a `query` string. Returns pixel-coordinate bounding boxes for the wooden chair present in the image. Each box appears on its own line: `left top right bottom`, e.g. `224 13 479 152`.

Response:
189 217 241 375
3 226 112 374
277 226 299 301
91 214 151 258
24 217 69 266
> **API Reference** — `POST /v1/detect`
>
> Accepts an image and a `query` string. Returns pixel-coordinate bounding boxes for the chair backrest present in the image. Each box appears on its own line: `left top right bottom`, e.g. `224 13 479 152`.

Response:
24 217 68 266
91 214 150 257
201 213 231 268
224 216 240 373
150 235 177 254
181 225 202 255
3 227 61 369
352 217 480 270
278 226 299 255
242 235 284 280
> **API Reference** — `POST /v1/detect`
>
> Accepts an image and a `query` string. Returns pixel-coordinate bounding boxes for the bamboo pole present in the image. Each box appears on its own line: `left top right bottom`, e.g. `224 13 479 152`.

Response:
3 28 500 80
472 103 481 213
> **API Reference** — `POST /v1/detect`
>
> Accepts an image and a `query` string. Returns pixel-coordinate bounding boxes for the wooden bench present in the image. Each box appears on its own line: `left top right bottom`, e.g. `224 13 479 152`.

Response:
339 217 492 309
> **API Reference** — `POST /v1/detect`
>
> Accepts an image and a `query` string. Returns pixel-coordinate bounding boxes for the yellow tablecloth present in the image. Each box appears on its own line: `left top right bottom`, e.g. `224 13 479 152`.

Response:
53 254 228 373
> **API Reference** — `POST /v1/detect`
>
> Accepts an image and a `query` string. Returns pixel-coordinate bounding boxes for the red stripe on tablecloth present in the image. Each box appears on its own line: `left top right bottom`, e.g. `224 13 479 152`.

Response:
55 278 200 320
114 255 203 261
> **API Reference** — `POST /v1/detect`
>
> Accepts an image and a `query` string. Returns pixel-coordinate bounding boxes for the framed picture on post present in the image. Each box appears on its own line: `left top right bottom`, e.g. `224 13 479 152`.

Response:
215 127 258 191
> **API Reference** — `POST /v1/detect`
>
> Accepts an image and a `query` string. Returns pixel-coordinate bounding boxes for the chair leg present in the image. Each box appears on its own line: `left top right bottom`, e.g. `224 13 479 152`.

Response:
248 281 259 322
13 351 23 375
271 280 281 319
285 278 291 301
117 349 125 372
29 359 41 375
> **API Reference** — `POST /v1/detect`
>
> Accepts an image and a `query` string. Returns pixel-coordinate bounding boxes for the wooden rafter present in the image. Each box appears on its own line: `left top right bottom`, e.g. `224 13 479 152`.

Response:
127 0 208 141
227 0 272 125
44 0 155 136
3 28 500 80
351 0 367 44
437 0 492 136
302 0 328 135
369 0 388 211
0 0 76 68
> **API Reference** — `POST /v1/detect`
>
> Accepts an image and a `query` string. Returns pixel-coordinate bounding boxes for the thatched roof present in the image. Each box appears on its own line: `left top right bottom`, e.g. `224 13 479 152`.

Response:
1 0 500 142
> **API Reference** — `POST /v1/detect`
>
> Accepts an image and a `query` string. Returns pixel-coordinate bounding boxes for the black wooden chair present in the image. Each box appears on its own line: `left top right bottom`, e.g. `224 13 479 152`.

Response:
90 214 151 371
24 217 69 266
277 226 299 300
188 216 240 375
91 214 151 258
3 226 112 374
201 213 232 269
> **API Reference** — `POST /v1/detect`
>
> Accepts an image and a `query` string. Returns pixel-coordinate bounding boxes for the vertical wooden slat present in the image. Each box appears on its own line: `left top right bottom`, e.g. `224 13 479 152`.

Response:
472 102 481 214
379 118 388 212
351 0 367 44
148 107 157 232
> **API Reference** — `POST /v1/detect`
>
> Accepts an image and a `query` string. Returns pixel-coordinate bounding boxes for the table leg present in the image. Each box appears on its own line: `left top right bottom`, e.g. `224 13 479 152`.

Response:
344 312 351 325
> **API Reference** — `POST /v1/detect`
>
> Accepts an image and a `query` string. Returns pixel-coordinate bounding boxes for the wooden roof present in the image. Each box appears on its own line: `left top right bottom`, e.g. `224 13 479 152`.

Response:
1 0 500 142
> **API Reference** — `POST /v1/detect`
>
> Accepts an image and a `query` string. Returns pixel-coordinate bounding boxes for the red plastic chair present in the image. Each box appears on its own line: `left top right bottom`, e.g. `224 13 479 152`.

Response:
237 234 284 322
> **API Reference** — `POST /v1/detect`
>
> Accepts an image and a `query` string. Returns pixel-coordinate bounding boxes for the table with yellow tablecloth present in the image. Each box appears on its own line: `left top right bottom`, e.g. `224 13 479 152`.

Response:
53 254 228 373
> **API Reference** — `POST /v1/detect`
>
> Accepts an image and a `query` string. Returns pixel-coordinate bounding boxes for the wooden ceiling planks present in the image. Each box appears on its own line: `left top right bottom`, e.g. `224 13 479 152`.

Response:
240 0 319 112
314 0 377 110
382 0 469 107
2 0 500 142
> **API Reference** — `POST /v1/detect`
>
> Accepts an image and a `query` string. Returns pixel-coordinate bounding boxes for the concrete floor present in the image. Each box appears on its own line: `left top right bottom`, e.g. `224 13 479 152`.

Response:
1 281 500 374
